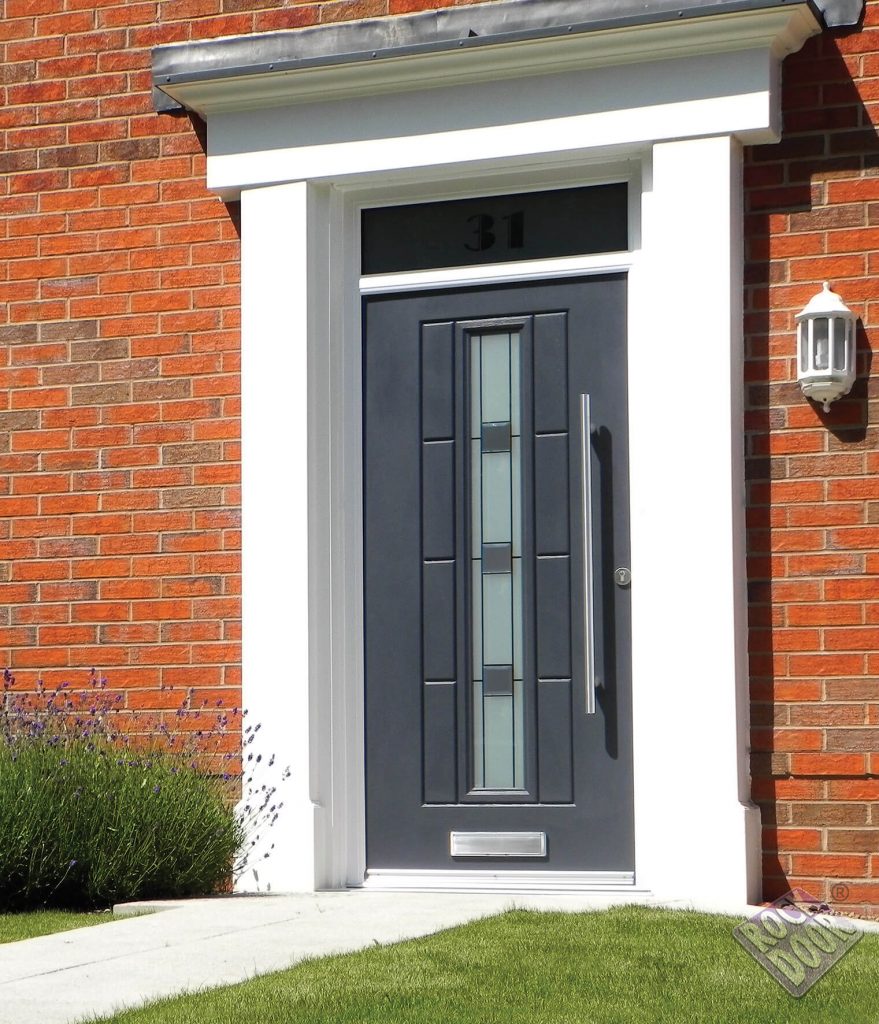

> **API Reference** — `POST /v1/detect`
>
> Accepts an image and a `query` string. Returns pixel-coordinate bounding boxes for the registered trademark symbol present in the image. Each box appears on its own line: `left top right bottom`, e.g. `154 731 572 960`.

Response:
831 883 850 902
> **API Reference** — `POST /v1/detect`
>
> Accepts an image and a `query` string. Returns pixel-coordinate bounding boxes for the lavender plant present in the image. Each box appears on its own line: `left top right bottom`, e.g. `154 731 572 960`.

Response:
0 670 286 910
233 713 291 888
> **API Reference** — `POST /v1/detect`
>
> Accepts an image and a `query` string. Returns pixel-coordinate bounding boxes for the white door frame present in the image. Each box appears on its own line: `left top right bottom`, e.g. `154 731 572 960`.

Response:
239 142 755 904
223 9 821 906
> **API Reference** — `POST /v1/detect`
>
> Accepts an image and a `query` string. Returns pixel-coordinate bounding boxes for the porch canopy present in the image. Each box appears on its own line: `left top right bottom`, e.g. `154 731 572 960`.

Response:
152 0 862 115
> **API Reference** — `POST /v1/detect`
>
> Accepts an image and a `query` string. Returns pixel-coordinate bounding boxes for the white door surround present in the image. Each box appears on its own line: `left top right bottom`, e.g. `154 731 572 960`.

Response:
153 1 824 907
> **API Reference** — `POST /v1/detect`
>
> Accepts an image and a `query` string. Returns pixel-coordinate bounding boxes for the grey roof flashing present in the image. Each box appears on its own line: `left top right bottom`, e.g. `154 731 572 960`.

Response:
152 0 863 113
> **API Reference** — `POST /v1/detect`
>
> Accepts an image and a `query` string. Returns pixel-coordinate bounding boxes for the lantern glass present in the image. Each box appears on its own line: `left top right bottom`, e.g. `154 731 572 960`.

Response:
799 323 808 373
813 317 830 371
832 318 846 372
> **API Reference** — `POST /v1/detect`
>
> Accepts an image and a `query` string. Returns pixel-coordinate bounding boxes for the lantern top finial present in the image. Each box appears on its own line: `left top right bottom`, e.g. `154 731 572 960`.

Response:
796 281 854 321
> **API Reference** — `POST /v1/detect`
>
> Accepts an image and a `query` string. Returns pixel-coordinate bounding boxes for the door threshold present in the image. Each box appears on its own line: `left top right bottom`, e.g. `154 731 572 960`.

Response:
361 869 639 894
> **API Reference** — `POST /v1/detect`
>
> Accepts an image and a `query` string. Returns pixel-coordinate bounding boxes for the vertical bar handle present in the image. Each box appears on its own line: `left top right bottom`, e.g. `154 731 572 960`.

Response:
580 394 597 716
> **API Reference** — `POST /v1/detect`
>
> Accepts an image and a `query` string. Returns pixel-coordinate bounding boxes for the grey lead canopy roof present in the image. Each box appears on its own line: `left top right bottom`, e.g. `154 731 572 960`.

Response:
152 0 864 112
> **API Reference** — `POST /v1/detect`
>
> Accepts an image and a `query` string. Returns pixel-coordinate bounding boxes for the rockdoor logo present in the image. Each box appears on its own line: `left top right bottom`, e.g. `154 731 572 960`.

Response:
733 888 862 997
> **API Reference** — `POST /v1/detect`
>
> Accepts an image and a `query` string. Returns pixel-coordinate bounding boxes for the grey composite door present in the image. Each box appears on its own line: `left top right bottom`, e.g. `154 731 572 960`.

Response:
364 276 633 873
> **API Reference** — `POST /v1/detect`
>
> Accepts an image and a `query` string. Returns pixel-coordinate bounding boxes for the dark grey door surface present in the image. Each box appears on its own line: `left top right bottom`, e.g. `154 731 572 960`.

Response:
364 276 633 872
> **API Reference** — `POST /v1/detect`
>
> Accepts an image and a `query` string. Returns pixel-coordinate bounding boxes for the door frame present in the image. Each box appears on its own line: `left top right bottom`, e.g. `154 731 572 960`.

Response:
238 141 759 902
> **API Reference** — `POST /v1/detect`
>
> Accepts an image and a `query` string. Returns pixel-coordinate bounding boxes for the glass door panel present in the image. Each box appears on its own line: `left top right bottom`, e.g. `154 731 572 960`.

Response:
470 331 524 791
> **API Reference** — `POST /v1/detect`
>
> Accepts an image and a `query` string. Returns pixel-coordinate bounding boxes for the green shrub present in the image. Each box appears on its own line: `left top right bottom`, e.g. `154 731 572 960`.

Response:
0 735 244 910
0 670 251 911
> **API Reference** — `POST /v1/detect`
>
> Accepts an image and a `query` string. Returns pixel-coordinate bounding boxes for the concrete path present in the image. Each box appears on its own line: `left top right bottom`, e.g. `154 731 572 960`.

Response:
0 889 653 1024
4 890 876 1024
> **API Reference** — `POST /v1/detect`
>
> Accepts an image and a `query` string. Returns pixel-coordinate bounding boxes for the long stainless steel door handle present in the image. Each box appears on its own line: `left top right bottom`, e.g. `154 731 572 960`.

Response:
580 393 597 716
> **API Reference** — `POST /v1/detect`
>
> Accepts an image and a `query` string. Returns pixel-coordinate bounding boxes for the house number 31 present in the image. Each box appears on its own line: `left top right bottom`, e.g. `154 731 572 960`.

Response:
464 211 525 252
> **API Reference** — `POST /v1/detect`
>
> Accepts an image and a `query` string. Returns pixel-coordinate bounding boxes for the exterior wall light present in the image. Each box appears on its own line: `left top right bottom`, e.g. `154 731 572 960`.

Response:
795 282 857 412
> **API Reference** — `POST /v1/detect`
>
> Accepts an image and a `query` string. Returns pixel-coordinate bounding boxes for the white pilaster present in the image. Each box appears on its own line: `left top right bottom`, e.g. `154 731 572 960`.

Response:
239 181 317 891
629 135 760 907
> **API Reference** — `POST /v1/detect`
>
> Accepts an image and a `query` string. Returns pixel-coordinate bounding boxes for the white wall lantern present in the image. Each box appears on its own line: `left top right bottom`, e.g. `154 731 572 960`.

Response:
795 282 857 412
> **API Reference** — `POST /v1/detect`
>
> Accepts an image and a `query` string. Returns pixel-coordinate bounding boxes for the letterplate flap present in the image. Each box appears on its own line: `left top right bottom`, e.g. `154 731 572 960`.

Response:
449 831 547 858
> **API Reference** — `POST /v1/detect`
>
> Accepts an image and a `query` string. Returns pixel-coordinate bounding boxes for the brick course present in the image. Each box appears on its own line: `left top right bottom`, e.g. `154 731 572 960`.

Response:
0 0 877 910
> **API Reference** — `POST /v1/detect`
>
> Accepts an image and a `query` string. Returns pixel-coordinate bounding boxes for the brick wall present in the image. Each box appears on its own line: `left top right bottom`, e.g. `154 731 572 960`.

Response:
0 0 492 725
0 0 877 909
744 2 879 917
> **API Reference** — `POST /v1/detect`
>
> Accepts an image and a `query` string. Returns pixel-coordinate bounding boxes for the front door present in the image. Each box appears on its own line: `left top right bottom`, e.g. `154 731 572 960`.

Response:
364 276 633 874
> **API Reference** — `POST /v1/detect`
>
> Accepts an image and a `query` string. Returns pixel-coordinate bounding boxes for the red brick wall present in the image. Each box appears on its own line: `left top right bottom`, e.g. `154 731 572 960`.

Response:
1 0 876 910
744 2 879 917
0 1 492 721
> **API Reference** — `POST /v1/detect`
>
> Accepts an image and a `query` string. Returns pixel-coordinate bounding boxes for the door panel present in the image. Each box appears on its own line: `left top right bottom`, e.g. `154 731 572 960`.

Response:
364 276 632 872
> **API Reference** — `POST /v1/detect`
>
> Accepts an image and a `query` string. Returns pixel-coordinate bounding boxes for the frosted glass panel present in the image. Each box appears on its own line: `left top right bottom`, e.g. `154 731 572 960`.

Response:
483 696 514 789
470 329 524 792
512 557 523 678
483 572 513 666
481 333 511 422
473 679 484 789
510 333 521 435
513 676 524 789
511 436 521 558
471 561 483 680
482 452 512 543
470 338 482 439
471 440 482 554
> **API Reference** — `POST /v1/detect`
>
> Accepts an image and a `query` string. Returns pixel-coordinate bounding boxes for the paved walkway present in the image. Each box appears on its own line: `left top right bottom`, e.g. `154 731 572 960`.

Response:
0 890 656 1024
5 890 875 1024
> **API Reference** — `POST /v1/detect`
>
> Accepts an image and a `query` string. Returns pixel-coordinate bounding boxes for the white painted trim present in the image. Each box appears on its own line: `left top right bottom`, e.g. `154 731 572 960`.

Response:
627 135 760 904
331 172 643 895
162 5 818 116
360 252 634 295
362 870 638 893
239 181 317 893
206 44 801 197
342 160 646 208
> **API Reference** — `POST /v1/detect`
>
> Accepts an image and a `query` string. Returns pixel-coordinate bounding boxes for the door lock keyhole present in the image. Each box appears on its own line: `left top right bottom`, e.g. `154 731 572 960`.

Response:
614 567 631 587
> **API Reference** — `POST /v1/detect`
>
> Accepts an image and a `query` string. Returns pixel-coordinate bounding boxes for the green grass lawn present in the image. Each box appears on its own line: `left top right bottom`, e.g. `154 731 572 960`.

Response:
95 906 879 1024
0 908 114 944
